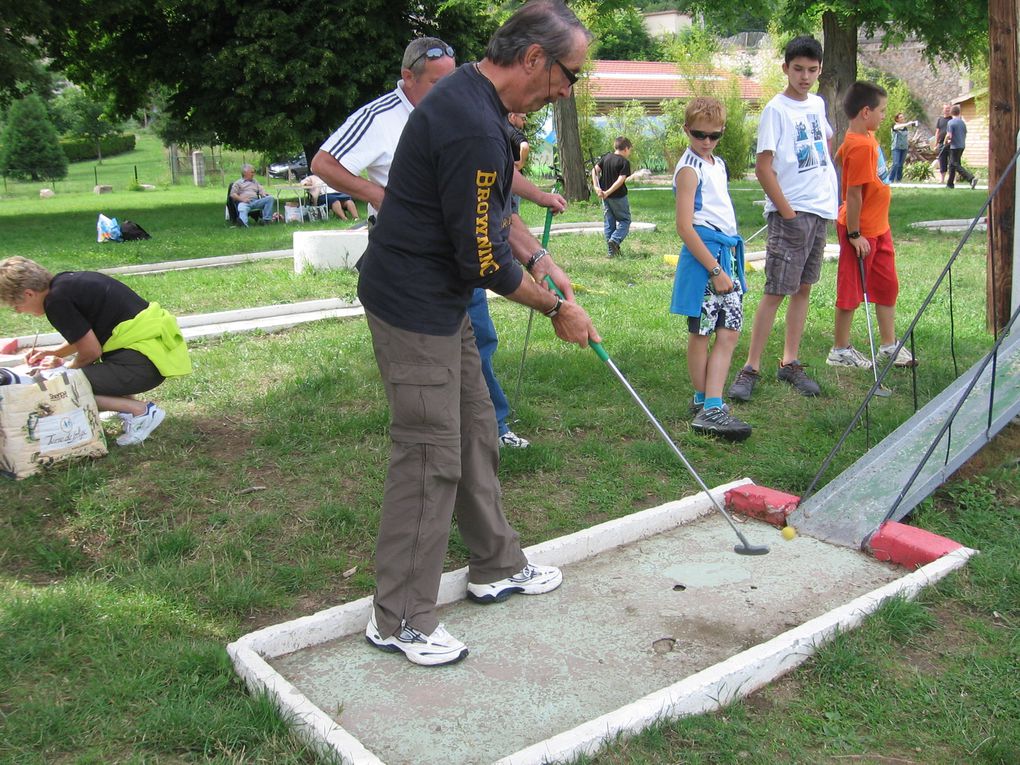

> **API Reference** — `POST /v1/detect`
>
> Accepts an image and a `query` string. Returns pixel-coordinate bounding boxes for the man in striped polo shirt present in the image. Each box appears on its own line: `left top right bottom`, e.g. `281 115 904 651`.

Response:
311 37 456 219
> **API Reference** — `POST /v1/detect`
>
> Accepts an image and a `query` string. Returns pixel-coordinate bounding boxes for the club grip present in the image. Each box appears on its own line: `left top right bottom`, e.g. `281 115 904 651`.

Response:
543 276 609 362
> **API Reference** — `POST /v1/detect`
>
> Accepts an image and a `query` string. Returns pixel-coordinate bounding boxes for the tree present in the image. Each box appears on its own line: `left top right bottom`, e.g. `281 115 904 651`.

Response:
685 0 988 147
41 0 495 165
0 94 68 180
589 5 665 61
55 87 122 163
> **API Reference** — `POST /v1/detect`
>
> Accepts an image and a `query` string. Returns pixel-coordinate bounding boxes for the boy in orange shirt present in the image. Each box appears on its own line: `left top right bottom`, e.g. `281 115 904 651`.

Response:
828 80 917 369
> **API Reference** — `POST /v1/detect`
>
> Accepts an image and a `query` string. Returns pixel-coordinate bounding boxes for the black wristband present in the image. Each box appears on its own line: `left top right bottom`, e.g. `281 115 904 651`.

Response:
848 230 862 240
543 295 563 318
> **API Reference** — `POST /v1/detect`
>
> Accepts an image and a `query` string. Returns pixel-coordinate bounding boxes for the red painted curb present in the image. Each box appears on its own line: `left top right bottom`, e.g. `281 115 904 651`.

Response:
867 521 963 569
0 338 19 354
725 485 800 527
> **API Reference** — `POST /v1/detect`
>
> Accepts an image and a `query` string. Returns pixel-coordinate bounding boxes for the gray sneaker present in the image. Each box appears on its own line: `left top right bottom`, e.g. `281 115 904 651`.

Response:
691 406 752 442
688 399 730 416
727 366 760 402
776 361 821 397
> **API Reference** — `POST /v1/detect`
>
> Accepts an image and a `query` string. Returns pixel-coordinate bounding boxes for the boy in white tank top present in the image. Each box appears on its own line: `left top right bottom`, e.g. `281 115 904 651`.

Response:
670 96 751 441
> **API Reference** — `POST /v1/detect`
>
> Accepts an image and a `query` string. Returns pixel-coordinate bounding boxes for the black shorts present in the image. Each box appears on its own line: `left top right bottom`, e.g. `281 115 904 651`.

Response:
82 348 164 396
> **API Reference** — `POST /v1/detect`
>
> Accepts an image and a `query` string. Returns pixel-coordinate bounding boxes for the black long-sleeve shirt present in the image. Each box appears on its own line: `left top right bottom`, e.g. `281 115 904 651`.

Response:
358 64 524 336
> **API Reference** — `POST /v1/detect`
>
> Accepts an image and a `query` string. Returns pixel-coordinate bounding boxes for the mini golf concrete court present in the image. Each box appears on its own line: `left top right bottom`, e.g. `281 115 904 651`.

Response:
228 481 975 765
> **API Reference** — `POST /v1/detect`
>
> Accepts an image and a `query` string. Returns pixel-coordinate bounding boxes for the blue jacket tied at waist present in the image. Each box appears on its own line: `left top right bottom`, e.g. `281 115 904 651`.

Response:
670 225 746 317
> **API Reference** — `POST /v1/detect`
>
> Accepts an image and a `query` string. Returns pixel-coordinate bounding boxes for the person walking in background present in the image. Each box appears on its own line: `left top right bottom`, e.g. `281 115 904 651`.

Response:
592 137 633 257
944 105 977 189
933 103 952 185
888 112 917 184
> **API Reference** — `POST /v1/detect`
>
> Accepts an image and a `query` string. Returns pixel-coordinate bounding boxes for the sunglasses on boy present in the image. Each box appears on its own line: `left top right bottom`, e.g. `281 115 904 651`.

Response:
688 128 725 141
407 43 455 70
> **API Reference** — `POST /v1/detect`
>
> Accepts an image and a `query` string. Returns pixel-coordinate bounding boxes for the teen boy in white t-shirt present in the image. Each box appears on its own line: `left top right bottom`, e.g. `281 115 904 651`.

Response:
728 35 839 403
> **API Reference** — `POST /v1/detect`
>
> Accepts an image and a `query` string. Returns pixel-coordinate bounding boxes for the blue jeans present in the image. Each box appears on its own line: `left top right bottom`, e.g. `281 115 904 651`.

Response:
467 289 510 435
889 148 907 183
603 195 631 248
238 195 275 226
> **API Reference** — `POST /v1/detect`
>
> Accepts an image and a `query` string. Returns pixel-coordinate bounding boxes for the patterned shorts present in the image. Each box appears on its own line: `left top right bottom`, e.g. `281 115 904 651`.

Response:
687 281 744 336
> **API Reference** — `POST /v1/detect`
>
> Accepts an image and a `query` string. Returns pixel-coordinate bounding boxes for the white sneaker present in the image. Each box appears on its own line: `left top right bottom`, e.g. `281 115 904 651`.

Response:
498 430 530 449
467 562 562 603
365 610 468 666
116 403 165 446
879 343 919 367
826 346 873 368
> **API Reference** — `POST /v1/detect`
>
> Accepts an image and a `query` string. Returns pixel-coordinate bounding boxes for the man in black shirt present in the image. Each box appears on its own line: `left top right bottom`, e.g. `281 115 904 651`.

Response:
358 0 600 666
933 103 952 185
592 136 633 257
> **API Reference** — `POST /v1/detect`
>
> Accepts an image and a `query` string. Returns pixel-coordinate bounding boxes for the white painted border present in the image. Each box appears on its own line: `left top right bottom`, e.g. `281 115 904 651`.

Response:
496 546 978 765
225 482 976 765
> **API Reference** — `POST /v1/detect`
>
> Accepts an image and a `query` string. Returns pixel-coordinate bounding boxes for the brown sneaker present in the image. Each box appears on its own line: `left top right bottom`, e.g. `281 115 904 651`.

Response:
776 360 821 396
728 366 760 402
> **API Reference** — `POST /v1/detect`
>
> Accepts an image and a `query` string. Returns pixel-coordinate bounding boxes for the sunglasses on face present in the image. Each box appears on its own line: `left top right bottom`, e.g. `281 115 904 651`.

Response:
688 128 724 141
554 59 579 87
407 44 454 70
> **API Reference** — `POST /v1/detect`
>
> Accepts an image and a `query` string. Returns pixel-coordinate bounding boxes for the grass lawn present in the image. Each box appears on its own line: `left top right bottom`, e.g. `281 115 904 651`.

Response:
1 153 1017 764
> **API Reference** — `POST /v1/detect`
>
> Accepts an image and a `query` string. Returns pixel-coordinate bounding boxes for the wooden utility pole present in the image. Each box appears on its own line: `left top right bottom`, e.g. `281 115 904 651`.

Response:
987 0 1019 332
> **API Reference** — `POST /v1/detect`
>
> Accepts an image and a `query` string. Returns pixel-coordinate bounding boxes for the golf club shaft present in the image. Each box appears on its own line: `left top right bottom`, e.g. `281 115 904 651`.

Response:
544 278 765 552
510 204 555 415
858 255 885 390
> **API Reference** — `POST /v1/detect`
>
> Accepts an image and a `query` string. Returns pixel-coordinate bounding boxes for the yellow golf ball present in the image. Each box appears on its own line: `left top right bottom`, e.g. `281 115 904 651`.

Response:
781 525 797 541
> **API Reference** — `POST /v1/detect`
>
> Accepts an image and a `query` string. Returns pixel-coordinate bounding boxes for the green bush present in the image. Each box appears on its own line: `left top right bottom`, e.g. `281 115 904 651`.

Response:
904 161 935 182
59 133 136 163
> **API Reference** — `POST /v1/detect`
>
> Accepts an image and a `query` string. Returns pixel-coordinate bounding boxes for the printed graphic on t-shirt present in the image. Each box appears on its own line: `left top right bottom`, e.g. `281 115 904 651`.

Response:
795 115 829 172
877 146 890 186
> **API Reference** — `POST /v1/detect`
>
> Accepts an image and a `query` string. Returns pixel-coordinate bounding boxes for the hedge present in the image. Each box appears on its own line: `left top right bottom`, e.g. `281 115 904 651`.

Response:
59 133 136 163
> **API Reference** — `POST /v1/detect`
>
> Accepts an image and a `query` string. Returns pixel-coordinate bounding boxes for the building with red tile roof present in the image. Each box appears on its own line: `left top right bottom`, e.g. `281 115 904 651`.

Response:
586 60 764 115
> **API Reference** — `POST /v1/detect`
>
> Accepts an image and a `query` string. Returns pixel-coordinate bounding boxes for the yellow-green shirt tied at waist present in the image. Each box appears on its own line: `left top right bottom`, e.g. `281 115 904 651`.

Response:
103 303 192 377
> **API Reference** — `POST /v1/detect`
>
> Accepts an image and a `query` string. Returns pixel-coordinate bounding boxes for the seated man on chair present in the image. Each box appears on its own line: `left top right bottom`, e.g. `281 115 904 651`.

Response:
230 164 276 226
302 174 359 220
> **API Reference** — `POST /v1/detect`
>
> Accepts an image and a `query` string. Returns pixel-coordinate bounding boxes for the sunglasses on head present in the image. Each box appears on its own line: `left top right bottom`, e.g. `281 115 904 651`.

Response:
689 128 724 141
407 44 454 70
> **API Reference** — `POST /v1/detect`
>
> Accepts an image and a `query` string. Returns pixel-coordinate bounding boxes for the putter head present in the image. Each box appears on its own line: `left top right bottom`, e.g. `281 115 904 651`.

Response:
734 544 770 556
873 386 893 398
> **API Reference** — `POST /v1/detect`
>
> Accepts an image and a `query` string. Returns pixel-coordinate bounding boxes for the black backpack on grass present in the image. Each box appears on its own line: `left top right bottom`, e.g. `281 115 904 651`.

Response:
120 220 152 240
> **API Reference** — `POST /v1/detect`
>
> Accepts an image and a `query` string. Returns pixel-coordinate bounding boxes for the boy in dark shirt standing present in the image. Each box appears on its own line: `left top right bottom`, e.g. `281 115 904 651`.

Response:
592 136 633 257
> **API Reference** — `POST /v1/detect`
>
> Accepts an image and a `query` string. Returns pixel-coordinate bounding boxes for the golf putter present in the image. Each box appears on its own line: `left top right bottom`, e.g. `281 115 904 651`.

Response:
857 255 892 397
545 277 769 556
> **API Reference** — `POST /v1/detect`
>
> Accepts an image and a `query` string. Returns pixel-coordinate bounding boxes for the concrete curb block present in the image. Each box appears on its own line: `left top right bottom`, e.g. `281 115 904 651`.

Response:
101 249 293 275
226 480 752 764
725 485 800 527
496 546 976 765
866 521 964 569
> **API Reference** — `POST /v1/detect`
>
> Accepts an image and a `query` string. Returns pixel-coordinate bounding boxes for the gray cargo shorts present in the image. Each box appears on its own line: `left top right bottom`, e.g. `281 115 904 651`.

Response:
763 211 829 295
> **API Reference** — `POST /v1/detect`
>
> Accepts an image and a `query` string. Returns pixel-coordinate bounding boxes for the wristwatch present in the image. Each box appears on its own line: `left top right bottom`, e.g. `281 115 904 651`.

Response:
847 231 862 240
709 265 722 277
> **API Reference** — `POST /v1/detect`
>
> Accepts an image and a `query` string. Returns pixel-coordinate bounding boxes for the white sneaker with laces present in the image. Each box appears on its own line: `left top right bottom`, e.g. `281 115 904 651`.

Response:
365 610 468 666
826 346 873 368
498 430 530 449
879 343 918 367
116 403 165 446
467 562 562 603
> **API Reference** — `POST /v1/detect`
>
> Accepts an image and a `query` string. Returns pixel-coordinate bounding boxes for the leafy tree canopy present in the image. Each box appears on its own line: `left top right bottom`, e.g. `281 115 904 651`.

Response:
31 0 496 158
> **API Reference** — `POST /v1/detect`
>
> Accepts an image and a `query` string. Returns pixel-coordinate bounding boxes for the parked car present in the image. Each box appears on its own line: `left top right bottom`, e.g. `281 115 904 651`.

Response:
268 152 309 180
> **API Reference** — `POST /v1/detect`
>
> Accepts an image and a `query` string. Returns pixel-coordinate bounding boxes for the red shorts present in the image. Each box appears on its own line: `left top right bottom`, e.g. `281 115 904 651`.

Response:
835 224 898 309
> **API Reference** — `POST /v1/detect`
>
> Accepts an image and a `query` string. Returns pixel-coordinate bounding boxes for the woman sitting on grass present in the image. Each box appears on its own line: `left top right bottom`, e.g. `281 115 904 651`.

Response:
0 257 191 446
